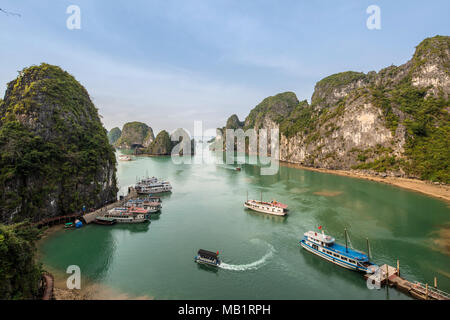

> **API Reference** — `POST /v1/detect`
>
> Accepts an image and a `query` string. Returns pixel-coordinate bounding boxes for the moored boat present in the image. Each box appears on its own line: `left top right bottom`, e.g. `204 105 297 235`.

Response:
195 249 221 267
125 197 162 213
135 176 173 194
103 206 150 223
300 227 377 273
94 216 117 225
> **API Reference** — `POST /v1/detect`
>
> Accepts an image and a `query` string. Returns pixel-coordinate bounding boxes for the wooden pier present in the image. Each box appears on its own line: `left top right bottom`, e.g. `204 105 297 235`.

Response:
34 187 138 228
364 263 450 300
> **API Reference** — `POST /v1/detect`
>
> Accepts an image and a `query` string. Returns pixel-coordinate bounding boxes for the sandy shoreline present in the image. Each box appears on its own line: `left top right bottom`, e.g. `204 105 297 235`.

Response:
281 162 450 203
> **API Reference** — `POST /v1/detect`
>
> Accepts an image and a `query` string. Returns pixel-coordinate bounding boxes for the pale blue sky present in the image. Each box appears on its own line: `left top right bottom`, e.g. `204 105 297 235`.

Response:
0 0 449 133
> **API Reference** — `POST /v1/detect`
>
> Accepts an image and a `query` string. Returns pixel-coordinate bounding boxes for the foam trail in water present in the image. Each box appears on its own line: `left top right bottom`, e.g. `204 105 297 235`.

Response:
219 244 275 271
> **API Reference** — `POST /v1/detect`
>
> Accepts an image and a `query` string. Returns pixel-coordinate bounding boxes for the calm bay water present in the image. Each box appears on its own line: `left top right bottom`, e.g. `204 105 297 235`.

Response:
39 146 450 299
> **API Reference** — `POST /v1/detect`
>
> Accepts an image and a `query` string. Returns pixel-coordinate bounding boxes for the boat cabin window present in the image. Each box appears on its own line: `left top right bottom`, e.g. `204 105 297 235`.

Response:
341 257 348 261
333 253 339 257
349 259 355 264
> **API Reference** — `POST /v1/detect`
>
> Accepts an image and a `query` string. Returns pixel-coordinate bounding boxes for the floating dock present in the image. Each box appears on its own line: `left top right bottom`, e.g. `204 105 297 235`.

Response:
364 263 450 300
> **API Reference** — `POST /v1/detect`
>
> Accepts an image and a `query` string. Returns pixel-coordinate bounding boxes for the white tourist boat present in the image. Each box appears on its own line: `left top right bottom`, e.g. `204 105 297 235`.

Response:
300 228 377 273
244 199 288 216
135 177 173 194
103 207 150 223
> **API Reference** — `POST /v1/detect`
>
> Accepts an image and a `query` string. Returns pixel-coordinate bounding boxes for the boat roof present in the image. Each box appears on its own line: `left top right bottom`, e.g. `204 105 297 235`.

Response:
329 242 369 261
198 249 218 259
304 231 335 244
303 231 369 261
271 201 288 209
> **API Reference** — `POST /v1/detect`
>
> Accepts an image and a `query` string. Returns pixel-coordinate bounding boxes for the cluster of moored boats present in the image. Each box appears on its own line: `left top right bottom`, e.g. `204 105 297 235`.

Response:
94 177 171 225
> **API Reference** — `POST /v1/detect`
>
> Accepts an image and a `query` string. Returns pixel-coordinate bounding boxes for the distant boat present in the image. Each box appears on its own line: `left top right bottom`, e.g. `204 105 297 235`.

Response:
236 167 241 171
244 191 288 216
119 155 133 161
300 227 377 273
195 249 221 267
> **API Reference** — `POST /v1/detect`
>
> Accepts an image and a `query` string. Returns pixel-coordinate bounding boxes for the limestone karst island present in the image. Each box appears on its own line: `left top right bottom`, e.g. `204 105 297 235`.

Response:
0 2 449 311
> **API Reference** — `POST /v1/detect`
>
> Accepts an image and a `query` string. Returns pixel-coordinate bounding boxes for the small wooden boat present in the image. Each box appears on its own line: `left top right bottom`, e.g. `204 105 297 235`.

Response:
94 217 117 225
195 249 221 267
64 222 74 229
236 167 241 171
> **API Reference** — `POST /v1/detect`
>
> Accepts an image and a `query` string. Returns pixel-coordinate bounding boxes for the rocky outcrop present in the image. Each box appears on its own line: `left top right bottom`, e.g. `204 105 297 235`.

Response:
226 114 244 130
218 36 450 183
114 122 154 149
146 130 172 155
0 63 118 223
244 92 299 129
107 127 121 145
143 128 195 156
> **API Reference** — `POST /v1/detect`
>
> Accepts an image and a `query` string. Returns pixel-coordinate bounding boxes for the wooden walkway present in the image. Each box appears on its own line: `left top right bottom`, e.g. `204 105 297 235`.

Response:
33 187 138 227
34 214 81 229
365 264 450 300
41 272 54 300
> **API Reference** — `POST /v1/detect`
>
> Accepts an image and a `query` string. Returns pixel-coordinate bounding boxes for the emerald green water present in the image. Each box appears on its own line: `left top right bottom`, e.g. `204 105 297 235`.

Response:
39 147 450 299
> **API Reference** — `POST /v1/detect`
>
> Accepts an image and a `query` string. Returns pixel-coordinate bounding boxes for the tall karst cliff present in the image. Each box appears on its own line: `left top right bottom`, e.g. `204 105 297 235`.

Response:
0 63 118 223
218 36 450 183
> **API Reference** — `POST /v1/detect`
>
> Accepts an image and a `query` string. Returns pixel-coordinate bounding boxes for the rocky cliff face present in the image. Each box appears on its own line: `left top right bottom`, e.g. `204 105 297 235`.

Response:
107 127 121 145
114 121 154 149
218 36 450 183
0 63 118 223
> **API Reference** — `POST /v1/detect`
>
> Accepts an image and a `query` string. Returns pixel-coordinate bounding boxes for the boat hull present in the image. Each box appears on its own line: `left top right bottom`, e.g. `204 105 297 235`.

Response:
244 203 286 216
300 240 369 272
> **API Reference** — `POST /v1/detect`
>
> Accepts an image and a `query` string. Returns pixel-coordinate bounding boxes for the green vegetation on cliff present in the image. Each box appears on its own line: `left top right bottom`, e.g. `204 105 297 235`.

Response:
0 63 117 223
146 130 173 155
244 92 299 129
115 121 154 148
107 127 121 145
0 222 42 299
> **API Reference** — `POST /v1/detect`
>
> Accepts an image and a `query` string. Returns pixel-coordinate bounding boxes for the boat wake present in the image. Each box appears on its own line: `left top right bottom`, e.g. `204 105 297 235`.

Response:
219 244 275 271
